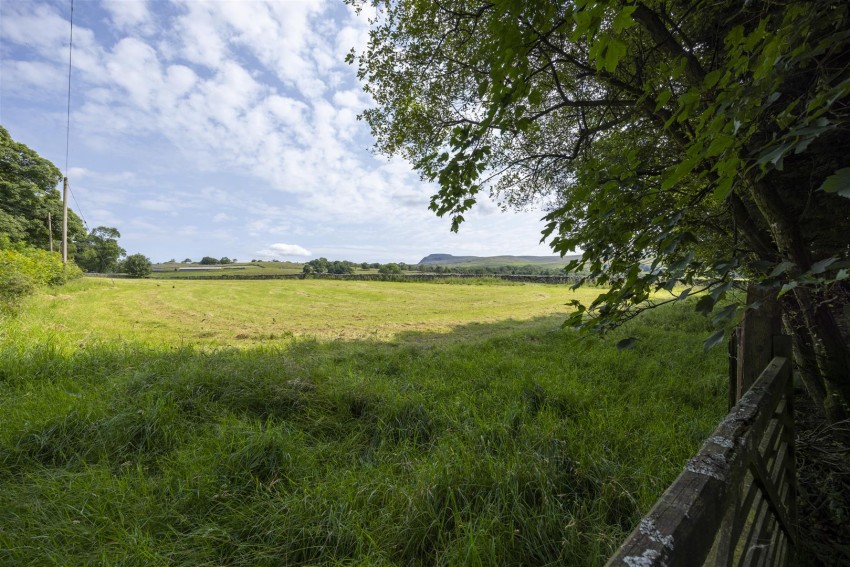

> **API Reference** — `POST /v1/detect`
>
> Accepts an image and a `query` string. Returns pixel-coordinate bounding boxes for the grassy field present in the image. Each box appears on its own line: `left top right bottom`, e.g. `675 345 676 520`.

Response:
150 260 304 278
0 277 727 566
26 277 596 346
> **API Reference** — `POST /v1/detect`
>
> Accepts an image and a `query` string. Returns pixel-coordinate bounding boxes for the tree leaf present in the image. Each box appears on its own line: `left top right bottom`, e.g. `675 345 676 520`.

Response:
604 39 627 73
706 134 734 157
818 167 850 198
712 176 734 200
572 10 593 37
654 89 672 111
778 281 798 297
661 157 699 191
695 295 715 315
703 69 722 89
755 141 794 170
713 258 739 276
710 280 733 302
769 260 795 277
703 330 726 352
711 304 739 327
810 257 838 274
612 6 637 33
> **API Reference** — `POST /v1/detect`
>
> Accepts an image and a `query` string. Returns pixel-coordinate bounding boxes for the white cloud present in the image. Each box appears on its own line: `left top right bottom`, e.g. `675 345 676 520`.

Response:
85 207 122 228
106 37 161 110
0 60 63 93
101 0 152 33
257 243 312 258
171 2 229 69
68 166 91 179
138 198 177 212
0 0 553 264
0 3 69 55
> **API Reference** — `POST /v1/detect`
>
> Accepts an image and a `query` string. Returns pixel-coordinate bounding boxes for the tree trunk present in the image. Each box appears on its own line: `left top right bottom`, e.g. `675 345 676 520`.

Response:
745 182 850 423
782 310 827 409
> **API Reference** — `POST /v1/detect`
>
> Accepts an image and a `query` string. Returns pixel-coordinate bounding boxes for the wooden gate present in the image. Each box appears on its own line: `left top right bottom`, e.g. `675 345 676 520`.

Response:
606 290 796 566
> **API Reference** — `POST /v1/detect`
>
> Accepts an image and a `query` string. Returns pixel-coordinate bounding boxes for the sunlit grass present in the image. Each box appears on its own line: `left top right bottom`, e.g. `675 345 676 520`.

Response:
21 277 606 347
0 278 726 565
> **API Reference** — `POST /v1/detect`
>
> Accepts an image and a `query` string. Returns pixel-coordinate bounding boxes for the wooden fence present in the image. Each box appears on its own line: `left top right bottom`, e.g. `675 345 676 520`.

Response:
606 289 796 566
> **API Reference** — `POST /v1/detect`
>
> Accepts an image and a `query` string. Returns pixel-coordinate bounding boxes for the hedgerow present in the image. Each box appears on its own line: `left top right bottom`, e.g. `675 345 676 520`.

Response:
0 240 82 313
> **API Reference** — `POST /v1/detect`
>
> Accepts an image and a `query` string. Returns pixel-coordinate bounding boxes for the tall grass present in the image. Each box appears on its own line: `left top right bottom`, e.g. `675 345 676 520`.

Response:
0 283 726 565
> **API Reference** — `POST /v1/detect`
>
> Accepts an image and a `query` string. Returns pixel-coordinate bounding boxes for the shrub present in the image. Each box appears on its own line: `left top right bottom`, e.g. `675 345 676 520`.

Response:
0 244 82 313
123 254 152 278
379 263 402 275
0 269 35 312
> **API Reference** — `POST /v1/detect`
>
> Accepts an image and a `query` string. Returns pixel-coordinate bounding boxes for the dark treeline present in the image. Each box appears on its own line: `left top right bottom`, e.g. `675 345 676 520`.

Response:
302 258 358 274
301 257 574 276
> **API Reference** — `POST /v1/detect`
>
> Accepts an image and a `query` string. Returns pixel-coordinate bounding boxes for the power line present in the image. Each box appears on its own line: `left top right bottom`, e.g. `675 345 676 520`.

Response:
62 0 89 232
64 0 74 176
69 187 88 230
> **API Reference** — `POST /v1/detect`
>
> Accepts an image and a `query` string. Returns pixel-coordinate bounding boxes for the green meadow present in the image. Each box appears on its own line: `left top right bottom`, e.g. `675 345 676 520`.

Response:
0 278 726 566
25 277 596 345
150 261 305 278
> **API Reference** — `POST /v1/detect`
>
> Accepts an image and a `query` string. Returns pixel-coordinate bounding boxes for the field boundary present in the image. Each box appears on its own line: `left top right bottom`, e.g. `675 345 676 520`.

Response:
606 287 796 566
90 272 585 284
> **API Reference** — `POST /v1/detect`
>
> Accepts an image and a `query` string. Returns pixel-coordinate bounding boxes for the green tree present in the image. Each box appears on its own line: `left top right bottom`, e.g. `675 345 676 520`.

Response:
0 125 85 250
199 256 218 265
220 257 232 264
74 226 126 273
379 263 402 275
329 260 356 274
351 0 850 421
122 253 152 278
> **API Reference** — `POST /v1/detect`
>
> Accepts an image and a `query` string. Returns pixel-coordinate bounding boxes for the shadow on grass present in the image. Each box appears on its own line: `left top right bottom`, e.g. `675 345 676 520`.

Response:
0 302 725 566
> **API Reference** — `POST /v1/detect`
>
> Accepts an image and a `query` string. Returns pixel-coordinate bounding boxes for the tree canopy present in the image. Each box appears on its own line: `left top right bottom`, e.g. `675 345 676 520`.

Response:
350 0 850 421
74 226 126 273
379 262 403 275
0 126 85 250
303 258 357 274
122 253 152 278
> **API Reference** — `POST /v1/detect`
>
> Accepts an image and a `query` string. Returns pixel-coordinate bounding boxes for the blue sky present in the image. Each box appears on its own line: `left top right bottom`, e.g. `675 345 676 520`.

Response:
1 0 556 263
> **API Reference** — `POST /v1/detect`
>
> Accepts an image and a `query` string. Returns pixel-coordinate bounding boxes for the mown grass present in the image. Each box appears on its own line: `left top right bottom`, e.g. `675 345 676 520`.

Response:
25 277 600 346
0 279 726 565
150 261 305 278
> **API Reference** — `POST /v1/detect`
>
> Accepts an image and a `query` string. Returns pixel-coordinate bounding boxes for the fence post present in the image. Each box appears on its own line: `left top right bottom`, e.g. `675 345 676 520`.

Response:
728 327 739 410
733 285 782 403
731 285 797 564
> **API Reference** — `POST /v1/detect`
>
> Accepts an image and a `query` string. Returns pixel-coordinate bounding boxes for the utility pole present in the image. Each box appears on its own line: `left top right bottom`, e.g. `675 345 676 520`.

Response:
62 176 69 264
48 212 53 252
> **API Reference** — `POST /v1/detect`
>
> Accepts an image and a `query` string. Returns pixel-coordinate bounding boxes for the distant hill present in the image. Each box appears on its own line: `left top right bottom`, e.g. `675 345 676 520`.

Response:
418 253 581 268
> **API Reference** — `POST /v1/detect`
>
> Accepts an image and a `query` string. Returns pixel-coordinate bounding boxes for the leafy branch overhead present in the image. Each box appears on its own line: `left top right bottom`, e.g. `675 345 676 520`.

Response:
350 0 850 422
